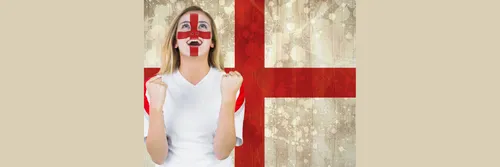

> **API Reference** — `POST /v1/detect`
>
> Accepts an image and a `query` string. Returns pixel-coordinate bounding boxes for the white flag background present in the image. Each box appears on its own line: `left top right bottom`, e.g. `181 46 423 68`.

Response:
144 0 356 166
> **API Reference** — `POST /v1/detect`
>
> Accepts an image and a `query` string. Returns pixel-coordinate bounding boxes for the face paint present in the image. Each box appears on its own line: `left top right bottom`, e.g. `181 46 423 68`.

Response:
177 13 212 56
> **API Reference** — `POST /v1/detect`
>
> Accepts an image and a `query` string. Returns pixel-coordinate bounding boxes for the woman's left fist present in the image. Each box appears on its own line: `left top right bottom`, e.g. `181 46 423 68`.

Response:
221 71 243 100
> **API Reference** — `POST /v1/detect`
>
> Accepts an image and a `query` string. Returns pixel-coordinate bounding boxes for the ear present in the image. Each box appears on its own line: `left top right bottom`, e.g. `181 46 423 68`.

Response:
210 43 214 48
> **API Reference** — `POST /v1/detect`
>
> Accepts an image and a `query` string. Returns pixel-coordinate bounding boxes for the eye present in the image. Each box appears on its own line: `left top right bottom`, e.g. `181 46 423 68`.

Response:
181 24 190 29
198 24 208 29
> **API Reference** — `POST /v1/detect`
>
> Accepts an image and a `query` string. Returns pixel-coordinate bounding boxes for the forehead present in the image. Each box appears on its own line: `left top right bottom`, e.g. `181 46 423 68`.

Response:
178 11 210 23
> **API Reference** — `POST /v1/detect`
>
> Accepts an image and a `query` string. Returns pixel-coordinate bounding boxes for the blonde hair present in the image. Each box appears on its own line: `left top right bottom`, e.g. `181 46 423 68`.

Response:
157 6 224 75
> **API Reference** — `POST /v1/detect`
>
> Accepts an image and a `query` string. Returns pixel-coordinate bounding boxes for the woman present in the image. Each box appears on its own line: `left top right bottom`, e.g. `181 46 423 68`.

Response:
144 5 246 167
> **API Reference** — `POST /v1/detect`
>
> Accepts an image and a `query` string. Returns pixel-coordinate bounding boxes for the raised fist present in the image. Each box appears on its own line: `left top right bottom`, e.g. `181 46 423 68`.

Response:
146 75 168 112
221 71 243 101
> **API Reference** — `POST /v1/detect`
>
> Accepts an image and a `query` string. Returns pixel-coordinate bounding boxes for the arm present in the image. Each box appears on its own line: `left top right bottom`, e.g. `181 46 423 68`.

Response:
144 77 169 165
213 98 237 160
214 71 245 160
145 108 168 165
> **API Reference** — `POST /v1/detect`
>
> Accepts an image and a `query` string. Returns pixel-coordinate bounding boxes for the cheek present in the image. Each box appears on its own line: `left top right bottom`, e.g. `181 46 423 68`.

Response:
201 40 212 48
176 39 187 46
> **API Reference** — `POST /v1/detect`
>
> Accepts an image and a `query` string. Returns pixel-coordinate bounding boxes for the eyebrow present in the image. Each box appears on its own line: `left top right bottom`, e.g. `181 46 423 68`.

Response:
179 21 210 24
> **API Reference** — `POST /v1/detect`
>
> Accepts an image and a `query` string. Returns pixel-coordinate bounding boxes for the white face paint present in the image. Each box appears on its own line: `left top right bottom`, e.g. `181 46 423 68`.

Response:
176 11 213 57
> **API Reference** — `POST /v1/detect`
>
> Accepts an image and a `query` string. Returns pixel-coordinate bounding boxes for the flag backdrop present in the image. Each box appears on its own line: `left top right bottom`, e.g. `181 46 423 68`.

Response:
144 0 356 167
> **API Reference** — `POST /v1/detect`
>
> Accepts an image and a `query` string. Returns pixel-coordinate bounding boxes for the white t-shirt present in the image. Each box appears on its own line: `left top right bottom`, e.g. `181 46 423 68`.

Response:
144 67 245 167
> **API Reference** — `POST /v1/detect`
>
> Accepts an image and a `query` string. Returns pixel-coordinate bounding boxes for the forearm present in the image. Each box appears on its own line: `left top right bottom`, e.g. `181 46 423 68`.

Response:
213 99 237 160
145 108 168 165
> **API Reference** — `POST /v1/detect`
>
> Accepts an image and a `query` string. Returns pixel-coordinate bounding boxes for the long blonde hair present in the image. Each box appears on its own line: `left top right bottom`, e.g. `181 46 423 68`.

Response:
157 6 224 75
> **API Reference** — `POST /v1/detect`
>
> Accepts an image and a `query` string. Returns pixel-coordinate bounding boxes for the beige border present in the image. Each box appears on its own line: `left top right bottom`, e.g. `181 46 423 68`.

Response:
357 0 500 166
1 0 500 167
0 1 143 166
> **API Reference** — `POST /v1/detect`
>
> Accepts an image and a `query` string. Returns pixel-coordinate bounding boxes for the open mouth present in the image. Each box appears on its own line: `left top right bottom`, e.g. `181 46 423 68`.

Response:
187 39 203 47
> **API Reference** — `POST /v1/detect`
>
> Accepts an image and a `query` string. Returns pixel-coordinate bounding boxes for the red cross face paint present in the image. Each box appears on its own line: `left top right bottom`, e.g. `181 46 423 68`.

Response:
176 12 213 57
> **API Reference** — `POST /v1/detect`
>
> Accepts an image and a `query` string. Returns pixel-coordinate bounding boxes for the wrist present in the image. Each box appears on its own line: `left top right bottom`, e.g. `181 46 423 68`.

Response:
220 99 236 114
222 91 237 100
222 94 236 103
149 107 163 114
222 98 236 105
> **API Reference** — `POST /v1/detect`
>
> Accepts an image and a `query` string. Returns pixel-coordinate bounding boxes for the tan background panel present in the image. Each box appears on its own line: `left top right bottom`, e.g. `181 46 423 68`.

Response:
356 0 500 166
0 0 144 166
1 0 500 167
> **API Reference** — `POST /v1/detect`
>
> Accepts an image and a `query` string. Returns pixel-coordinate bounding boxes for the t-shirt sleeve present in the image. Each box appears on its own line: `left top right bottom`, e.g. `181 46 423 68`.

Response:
234 85 246 147
144 78 151 142
144 111 149 142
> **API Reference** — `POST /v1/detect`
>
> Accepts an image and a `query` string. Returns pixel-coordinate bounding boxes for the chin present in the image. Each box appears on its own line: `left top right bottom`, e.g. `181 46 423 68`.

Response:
179 48 210 57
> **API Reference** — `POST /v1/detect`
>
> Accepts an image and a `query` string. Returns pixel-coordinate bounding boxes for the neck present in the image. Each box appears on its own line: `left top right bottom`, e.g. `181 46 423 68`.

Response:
178 55 211 83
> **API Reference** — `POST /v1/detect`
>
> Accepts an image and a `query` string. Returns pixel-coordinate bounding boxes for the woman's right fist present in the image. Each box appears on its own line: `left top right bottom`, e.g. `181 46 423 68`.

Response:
146 75 168 112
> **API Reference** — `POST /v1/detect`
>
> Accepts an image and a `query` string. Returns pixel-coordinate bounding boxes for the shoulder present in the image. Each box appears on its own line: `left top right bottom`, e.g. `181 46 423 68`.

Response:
208 67 227 82
211 67 226 76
